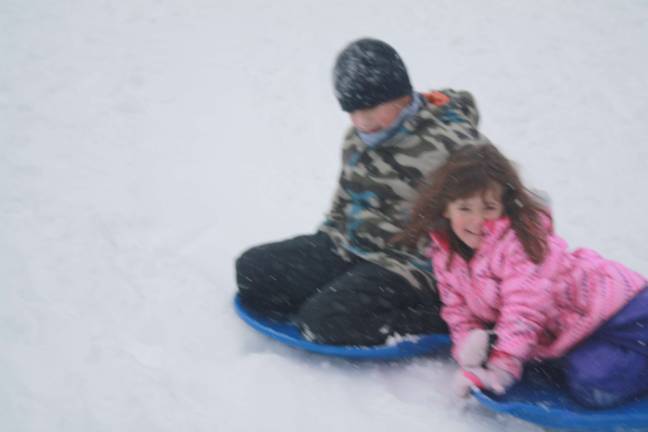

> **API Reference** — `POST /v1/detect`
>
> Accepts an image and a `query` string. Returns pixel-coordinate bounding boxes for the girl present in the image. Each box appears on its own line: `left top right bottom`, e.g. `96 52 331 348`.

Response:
400 144 648 408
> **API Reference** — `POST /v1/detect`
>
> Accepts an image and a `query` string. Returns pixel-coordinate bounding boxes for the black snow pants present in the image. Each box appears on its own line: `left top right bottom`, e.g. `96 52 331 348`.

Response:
236 231 447 346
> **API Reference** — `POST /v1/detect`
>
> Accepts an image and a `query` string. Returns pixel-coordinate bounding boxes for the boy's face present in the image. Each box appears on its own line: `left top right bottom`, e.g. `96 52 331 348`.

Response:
349 95 411 133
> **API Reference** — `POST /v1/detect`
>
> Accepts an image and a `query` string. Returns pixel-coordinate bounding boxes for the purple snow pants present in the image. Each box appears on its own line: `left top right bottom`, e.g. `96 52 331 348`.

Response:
562 286 648 408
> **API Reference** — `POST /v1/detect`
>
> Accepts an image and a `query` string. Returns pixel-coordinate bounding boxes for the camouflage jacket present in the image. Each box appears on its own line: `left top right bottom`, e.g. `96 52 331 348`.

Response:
319 89 491 291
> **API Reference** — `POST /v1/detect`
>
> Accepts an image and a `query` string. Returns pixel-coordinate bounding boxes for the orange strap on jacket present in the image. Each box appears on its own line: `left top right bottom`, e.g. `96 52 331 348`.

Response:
424 91 450 107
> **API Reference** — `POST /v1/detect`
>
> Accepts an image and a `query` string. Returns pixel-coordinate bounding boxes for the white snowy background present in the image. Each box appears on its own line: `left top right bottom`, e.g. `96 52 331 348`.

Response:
3 0 648 431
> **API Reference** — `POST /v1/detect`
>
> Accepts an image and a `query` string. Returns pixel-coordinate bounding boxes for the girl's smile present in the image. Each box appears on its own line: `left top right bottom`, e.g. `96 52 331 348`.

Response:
444 186 504 249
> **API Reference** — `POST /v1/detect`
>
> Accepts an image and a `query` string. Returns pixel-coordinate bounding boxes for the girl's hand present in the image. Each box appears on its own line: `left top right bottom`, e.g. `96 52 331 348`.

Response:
457 329 492 368
453 368 479 398
453 365 515 397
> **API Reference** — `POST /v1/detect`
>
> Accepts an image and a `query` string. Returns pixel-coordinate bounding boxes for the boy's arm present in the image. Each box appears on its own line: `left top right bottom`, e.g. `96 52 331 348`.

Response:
321 128 356 230
321 180 350 229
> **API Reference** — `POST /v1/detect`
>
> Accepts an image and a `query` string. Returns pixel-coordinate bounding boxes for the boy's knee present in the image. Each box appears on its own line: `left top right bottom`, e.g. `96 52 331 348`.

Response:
298 315 384 346
235 246 266 294
297 293 386 346
236 246 293 319
297 294 343 342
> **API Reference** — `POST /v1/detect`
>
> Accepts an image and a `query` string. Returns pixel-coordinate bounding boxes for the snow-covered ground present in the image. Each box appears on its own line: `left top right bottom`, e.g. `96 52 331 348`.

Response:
3 1 648 431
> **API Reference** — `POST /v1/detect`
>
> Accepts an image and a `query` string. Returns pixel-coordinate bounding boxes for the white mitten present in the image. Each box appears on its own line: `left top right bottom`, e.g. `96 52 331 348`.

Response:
454 365 516 397
457 329 491 368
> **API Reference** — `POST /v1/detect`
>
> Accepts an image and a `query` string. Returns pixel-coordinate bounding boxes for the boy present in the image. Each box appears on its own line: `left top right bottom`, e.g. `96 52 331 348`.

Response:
236 38 491 345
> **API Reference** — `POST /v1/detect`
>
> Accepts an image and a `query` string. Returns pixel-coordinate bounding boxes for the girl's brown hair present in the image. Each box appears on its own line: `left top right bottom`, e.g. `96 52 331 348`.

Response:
397 144 548 266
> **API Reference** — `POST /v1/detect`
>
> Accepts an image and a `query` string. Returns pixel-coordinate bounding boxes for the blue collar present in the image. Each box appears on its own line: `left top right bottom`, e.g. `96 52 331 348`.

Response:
357 92 423 147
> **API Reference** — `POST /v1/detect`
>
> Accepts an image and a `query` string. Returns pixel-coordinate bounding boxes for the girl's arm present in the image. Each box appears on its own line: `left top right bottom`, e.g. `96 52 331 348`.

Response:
437 277 487 363
487 239 553 379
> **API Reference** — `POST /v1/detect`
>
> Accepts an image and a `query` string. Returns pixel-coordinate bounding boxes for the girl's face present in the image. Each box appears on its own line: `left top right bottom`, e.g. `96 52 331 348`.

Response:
444 186 504 249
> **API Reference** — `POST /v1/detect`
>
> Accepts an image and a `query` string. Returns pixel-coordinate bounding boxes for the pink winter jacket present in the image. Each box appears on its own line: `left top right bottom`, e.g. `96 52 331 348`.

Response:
430 217 647 379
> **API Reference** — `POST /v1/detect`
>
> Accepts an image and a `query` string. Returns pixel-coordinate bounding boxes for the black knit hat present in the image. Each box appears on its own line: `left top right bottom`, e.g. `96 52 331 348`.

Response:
333 38 412 112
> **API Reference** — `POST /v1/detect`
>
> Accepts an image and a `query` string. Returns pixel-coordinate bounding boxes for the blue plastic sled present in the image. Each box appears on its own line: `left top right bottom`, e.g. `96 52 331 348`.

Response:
472 366 648 431
234 294 451 360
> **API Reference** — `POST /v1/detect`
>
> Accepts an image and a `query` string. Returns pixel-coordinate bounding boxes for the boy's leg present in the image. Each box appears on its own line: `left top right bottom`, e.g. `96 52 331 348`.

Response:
296 261 447 346
236 232 354 319
563 287 648 408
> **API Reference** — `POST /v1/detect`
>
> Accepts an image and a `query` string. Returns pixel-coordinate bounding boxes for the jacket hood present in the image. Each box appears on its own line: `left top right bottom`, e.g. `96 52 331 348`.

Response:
422 89 481 127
